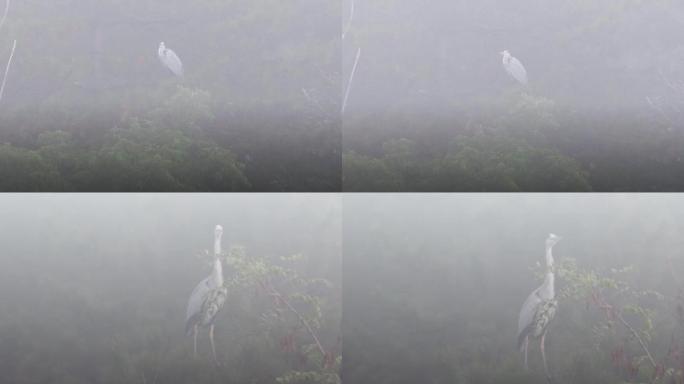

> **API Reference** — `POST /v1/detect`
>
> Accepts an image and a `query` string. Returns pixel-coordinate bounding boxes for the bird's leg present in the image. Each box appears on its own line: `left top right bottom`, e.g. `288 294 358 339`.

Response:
193 325 198 359
209 324 219 365
523 336 529 370
540 332 552 382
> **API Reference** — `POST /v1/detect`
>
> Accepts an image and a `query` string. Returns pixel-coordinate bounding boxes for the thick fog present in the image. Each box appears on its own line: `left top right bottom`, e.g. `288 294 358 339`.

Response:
0 1 340 191
342 1 684 191
3 1 337 109
343 1 684 113
0 194 341 383
343 194 684 383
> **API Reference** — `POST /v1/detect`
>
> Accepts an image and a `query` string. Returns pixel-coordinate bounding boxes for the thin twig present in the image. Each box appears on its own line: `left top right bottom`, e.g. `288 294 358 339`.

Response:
594 291 657 369
342 47 361 114
263 278 327 359
615 311 657 369
0 39 16 103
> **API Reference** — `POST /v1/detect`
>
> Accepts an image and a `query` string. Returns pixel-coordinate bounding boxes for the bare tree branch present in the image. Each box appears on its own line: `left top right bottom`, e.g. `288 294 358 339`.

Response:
0 39 16 103
0 0 9 32
615 311 657 369
594 291 657 369
342 47 361 114
263 277 327 360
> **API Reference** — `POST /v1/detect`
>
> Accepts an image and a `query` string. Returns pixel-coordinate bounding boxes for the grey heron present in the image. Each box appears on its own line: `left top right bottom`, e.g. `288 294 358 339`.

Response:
501 50 528 85
186 225 228 363
517 233 561 380
158 42 184 77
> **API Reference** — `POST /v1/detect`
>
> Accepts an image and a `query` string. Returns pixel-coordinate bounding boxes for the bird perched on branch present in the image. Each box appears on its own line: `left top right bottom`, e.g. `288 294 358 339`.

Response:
501 50 528 85
518 233 561 381
186 225 228 364
158 41 184 77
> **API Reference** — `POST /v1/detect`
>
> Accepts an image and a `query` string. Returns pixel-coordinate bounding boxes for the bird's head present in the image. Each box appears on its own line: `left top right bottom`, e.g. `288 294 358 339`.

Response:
159 41 165 48
500 50 510 56
214 225 223 240
546 233 562 248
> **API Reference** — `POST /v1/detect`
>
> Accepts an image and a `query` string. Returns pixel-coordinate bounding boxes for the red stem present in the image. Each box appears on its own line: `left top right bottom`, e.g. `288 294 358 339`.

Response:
262 278 328 362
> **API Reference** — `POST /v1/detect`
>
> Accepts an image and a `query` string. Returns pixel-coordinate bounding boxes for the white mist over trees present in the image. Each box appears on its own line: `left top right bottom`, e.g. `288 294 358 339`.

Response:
0 1 340 191
342 1 684 192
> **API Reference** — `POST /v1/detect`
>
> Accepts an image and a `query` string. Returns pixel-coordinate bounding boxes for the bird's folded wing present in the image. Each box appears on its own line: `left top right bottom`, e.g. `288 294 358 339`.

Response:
517 288 541 349
185 276 213 334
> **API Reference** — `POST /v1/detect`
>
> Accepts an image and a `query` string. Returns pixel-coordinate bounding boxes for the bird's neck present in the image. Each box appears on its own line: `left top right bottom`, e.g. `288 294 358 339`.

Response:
545 245 554 269
212 234 224 286
214 237 221 257
540 245 555 299
212 257 224 287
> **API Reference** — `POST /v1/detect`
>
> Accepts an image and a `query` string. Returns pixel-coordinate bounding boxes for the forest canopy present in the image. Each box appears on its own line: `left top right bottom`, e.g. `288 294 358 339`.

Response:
342 0 684 191
0 0 339 191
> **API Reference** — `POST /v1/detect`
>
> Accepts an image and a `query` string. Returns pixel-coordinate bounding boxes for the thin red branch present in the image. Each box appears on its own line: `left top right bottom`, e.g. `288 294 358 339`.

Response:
593 290 657 369
262 277 327 361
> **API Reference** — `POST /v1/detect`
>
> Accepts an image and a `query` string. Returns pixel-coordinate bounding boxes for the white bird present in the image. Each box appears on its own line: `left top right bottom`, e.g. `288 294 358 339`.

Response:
517 233 561 381
158 42 184 77
501 50 528 85
186 225 227 363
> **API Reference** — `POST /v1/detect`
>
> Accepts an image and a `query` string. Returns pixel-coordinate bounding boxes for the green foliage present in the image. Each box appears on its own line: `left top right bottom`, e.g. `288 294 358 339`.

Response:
0 0 339 191
554 258 659 336
0 196 340 383
276 357 342 384
215 246 341 384
343 196 684 383
550 258 679 383
0 143 64 190
342 0 684 191
94 120 250 191
344 135 591 191
0 123 251 191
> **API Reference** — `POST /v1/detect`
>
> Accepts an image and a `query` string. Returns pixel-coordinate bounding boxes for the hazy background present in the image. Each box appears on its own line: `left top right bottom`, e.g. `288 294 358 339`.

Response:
342 1 684 191
0 194 341 383
343 194 684 383
0 1 340 191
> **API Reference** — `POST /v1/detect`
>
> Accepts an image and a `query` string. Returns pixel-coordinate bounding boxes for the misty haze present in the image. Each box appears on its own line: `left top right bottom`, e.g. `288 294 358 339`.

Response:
0 1 339 191
342 1 684 191
343 194 684 383
0 194 341 383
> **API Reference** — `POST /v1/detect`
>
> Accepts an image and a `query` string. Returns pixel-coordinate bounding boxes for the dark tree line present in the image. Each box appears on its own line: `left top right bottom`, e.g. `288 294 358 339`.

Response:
0 0 340 191
342 1 684 191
